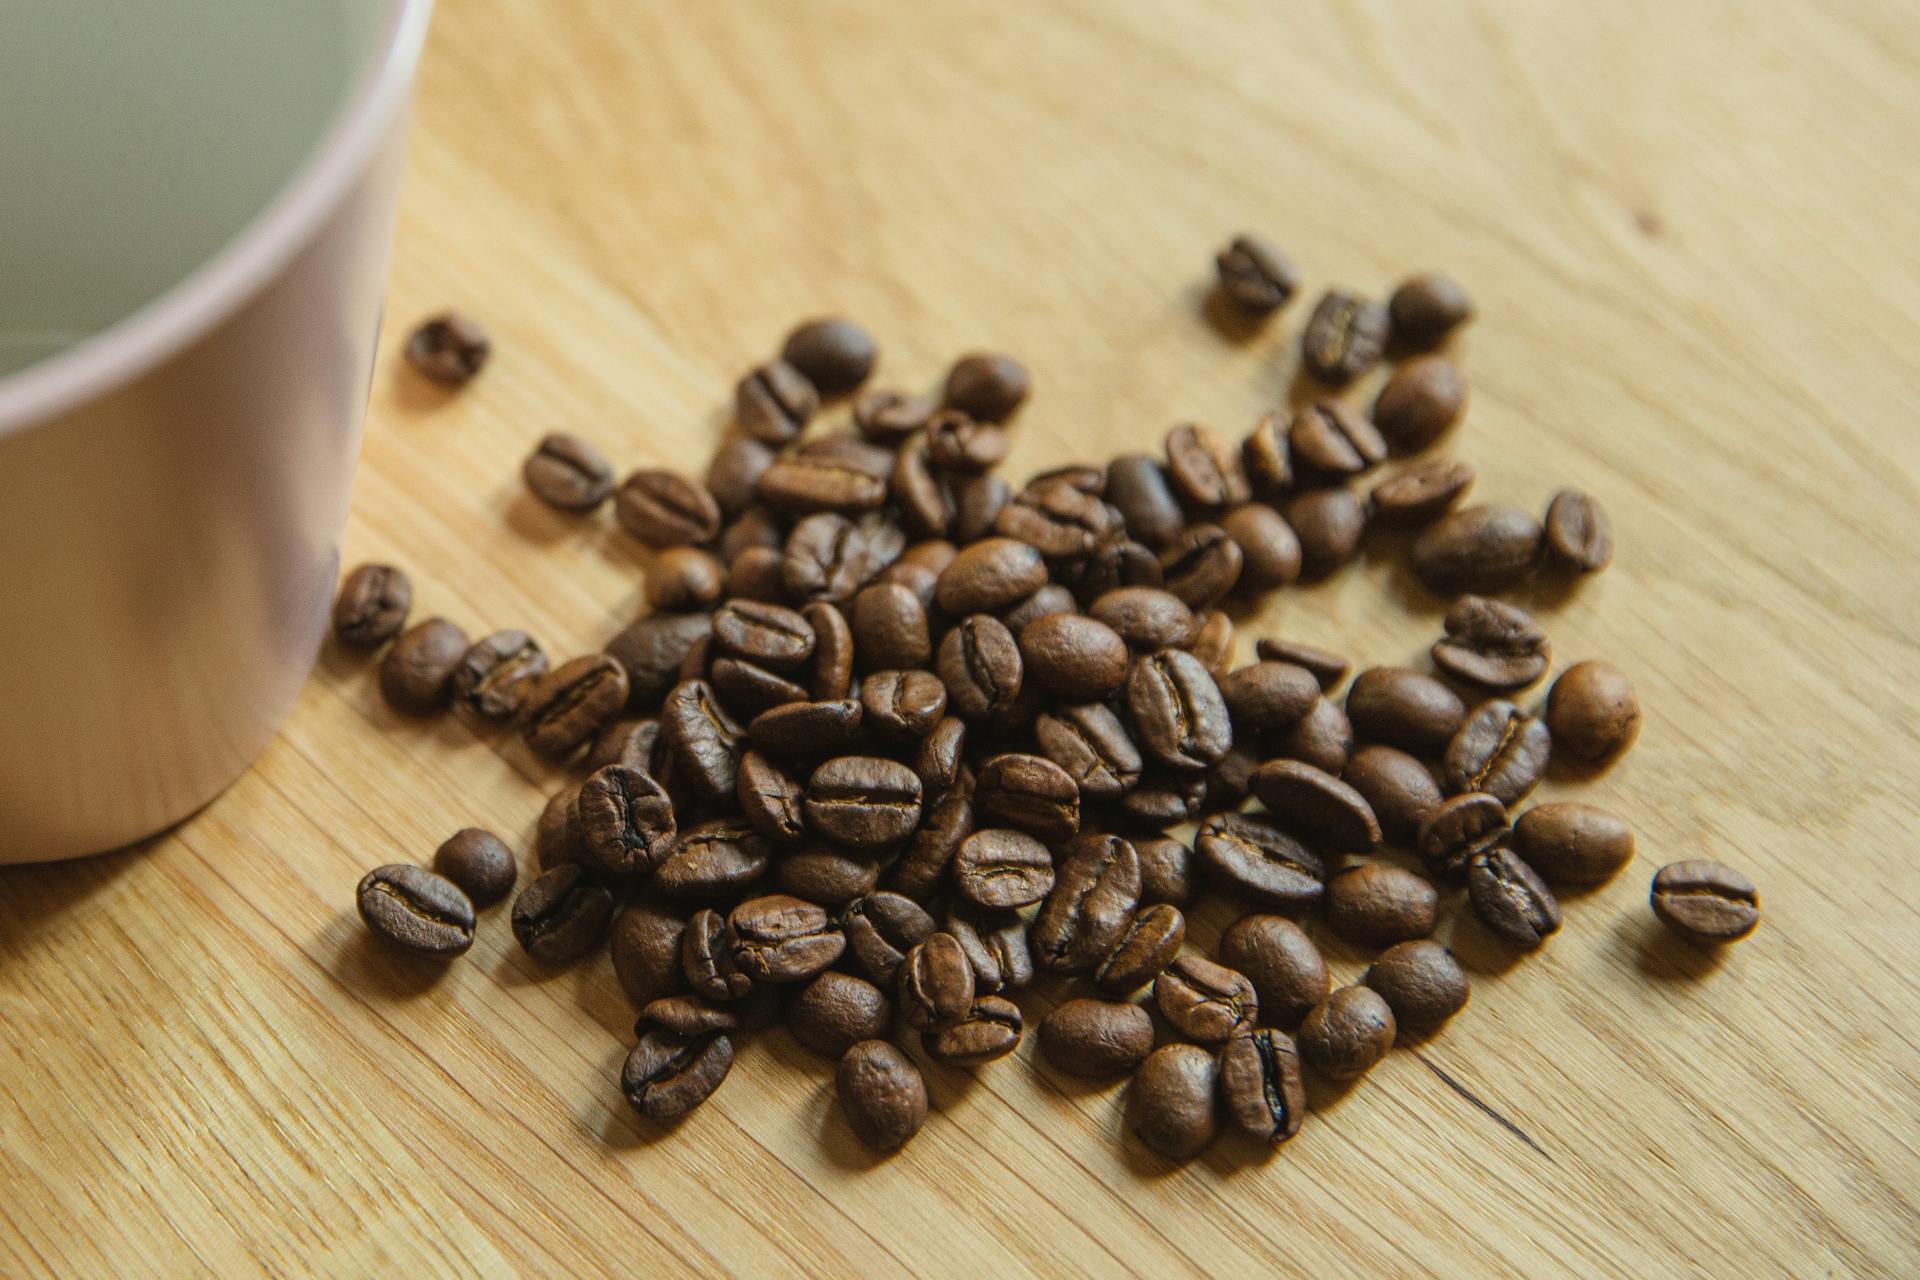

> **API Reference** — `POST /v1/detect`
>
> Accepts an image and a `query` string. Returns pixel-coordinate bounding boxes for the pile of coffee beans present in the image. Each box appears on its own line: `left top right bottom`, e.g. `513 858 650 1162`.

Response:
352 266 1757 1161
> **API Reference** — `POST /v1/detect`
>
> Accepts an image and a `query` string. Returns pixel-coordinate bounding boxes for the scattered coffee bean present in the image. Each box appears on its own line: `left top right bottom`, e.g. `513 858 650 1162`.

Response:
1218 502 1302 591
512 865 615 964
758 455 889 515
1125 648 1231 772
1544 489 1613 573
1106 453 1187 549
1467 847 1562 949
841 891 935 985
836 1040 927 1153
1188 609 1235 677
975 753 1081 842
535 789 584 870
1218 914 1328 1026
936 537 1047 614
333 563 412 648
898 932 975 1029
1196 813 1325 908
1325 863 1439 947
1346 665 1467 755
1388 273 1473 347
953 828 1055 909
1039 998 1155 1078
523 432 615 511
847 582 930 671
1431 595 1549 692
1254 638 1348 690
923 995 1023 1065
856 388 937 443
432 828 517 907
1339 746 1441 847
1215 234 1298 313
379 618 469 715
937 614 1024 719
944 352 1030 422
1154 954 1258 1045
1034 702 1142 800
1120 771 1208 827
1373 356 1467 453
1165 424 1252 510
622 1030 733 1124
1220 1028 1307 1145
1093 903 1186 995
523 654 630 759
788 971 892 1058
1127 1043 1219 1160
1301 290 1389 383
616 469 724 547
683 907 751 1000
782 318 877 396
1366 940 1469 1031
1513 802 1634 886
1283 487 1368 578
1370 457 1475 526
656 818 773 902
1032 833 1142 974
405 311 490 385
1290 400 1387 481
447 631 549 728
1440 700 1550 809
1241 411 1294 499
951 472 1011 543
747 699 862 763
1018 614 1130 701
1410 504 1543 596
926 411 1010 471
860 669 947 741
805 756 923 849
604 612 712 712
1298 986 1396 1081
1249 759 1383 853
946 902 1033 993
1650 860 1760 944
996 476 1120 562
735 359 819 444
648 548 728 612
729 894 844 982
357 864 476 956
733 751 807 844
1417 790 1510 881
1090 586 1199 652
1546 659 1641 765
706 435 775 517
1274 696 1356 773
888 769 975 900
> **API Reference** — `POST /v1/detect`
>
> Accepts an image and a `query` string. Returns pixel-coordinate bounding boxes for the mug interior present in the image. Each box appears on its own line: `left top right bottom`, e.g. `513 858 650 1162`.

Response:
0 0 390 377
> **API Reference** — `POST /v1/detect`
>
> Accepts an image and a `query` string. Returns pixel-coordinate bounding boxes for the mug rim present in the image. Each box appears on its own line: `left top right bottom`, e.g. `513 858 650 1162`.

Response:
0 0 435 439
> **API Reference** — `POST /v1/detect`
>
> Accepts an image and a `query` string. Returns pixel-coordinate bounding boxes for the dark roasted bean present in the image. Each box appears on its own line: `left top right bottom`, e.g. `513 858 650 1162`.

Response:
713 600 816 670
683 907 752 999
1274 696 1355 773
1125 648 1232 772
843 891 936 985
512 865 615 965
1371 457 1475 526
945 903 1033 993
432 829 516 908
913 716 968 795
1241 411 1294 499
804 756 923 849
975 753 1080 842
1219 661 1320 734
1325 863 1439 947
950 472 1011 543
1127 1044 1219 1160
647 547 727 612
783 317 877 395
450 629 547 721
952 828 1055 909
706 434 775 517
936 537 1048 615
936 614 1024 720
1298 987 1395 1080
1372 356 1467 453
890 444 954 539
1301 290 1389 383
577 763 677 876
1093 903 1185 995
1513 803 1634 886
1365 940 1469 1030
1154 954 1258 1044
605 613 711 713
1290 400 1387 480
1032 833 1142 974
1196 813 1324 908
861 669 949 740
1545 659 1641 765
1432 595 1549 691
1283 487 1367 578
1343 745 1444 846
1215 233 1298 313
856 388 937 443
897 932 975 1030
944 352 1029 422
1442 700 1552 806
1218 502 1302 591
836 1040 927 1153
1039 998 1155 1078
1135 835 1196 907
1220 1028 1307 1145
662 679 746 801
783 512 877 605
887 769 974 900
536 789 584 871
1468 847 1562 949
925 410 1009 471
758 456 889 515
622 1030 732 1124
1249 759 1383 853
1346 666 1467 755
1165 423 1251 510
710 656 809 716
616 469 723 547
1410 504 1544 596
1035 702 1142 800
357 865 475 955
1121 769 1209 827
1544 489 1614 573
1106 453 1186 549
1000 582 1079 632
612 903 689 1007
993 478 1120 562
849 582 931 671
1089 586 1198 652
1388 273 1473 347
379 618 469 715
777 845 880 908
747 698 863 762
729 894 844 982
522 654 629 758
1416 791 1511 881
736 752 807 843
1219 914 1328 1025
735 359 818 444
788 971 892 1058
405 311 489 384
655 818 773 903
1016 614 1130 701
1650 861 1760 944
1159 523 1244 610
333 562 412 647
1188 610 1234 678
923 995 1023 1065
800 602 854 700
1254 638 1348 690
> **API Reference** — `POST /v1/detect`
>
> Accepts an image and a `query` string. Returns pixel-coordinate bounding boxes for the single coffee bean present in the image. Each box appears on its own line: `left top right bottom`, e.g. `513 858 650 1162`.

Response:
1365 940 1469 1031
842 892 935 985
1215 233 1298 313
975 753 1080 842
1158 524 1243 610
1219 914 1328 1025
1468 847 1562 949
1105 453 1186 549
684 907 752 999
1165 423 1252 510
1017 614 1129 702
946 902 1033 993
994 477 1121 562
1218 502 1302 591
944 352 1029 422
706 434 775 517
729 894 844 982
523 432 615 511
1000 581 1079 632
1347 666 1467 755
782 512 874 605
655 818 773 903
1073 537 1165 600
1040 998 1155 1078
1203 745 1254 814
783 317 877 395
535 789 584 871
849 583 930 671
1301 290 1389 383
639 992 765 1038
1371 457 1475 526
523 654 630 759
906 719 965 797
512 865 615 964
1241 411 1294 500
711 656 808 717
836 1040 927 1153
1218 662 1320 734
1513 802 1634 886
1134 835 1196 906
1325 863 1439 947
1544 489 1613 573
1121 771 1209 827
1388 273 1473 347
878 557 940 609
333 563 411 647
449 630 548 721
604 612 712 713
952 828 1055 909
647 547 727 612
758 456 889 515
776 845 881 908
1373 356 1467 453
575 763 677 876
1275 696 1355 773
662 679 746 801
733 751 807 844
897 932 975 1029
1343 745 1444 846
888 768 975 900
1283 487 1368 578
787 971 892 1058
1254 638 1348 690
720 501 788 558
1298 986 1396 1080
747 699 863 762
1290 400 1387 481
936 537 1047 615
890 444 954 538
1032 833 1143 974
860 669 946 742
1443 700 1552 806
404 311 489 384
926 411 1009 471
1431 595 1549 692
431 828 516 908
1127 1043 1219 1160
1187 609 1235 678
951 472 1011 543
1034 702 1142 800
734 359 819 444
805 756 923 848
612 903 690 1007
1411 504 1544 596
1154 954 1258 1045
1089 586 1198 652
1220 1028 1307 1145
1546 659 1641 765
379 618 469 715
678 624 717 683
800 601 854 699
1250 759 1383 853
937 614 1024 720
356 864 475 955
615 469 723 547
924 995 1023 1065
856 387 937 443
1125 648 1232 772
1093 903 1186 995
1196 813 1325 908
712 600 815 670
622 1030 733 1124
1416 791 1510 880
1650 860 1760 944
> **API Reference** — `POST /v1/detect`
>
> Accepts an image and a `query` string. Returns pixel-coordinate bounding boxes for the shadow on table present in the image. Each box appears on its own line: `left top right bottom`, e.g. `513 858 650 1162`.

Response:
0 838 156 963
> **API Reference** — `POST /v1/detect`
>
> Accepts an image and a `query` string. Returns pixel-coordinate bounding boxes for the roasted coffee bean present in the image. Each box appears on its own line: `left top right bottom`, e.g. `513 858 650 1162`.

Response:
1035 702 1142 800
1093 903 1185 995
613 904 690 1007
1000 582 1078 632
1128 1043 1220 1160
1417 791 1510 880
758 456 889 515
710 656 808 716
1121 770 1210 827
788 971 892 1058
1219 661 1320 734
450 629 548 721
945 903 1033 993
836 1040 927 1153
801 602 854 699
622 1030 732 1124
1125 648 1232 772
878 558 940 609
1106 453 1186 549
937 614 1024 720
952 828 1055 909
780 846 878 909
512 865 615 964
605 612 712 713
1154 954 1258 1044
1218 502 1302 591
1015 614 1128 701
1651 861 1760 944
747 699 863 762
1290 400 1387 481
924 995 1023 1065
379 618 469 715
1343 745 1443 846
1432 595 1549 692
1347 666 1467 755
926 411 1009 471
888 769 975 900
1544 489 1613 573
405 310 489 384
847 583 929 671
1215 233 1298 313
1205 741 1260 809
890 444 954 538
783 512 874 605
1298 986 1395 1081
842 892 936 984
734 359 819 444
683 908 752 999
1301 290 1389 383
804 756 923 849
1254 638 1348 691
936 537 1047 614
647 548 727 612
1373 356 1467 453
522 431 615 511
1468 847 1562 949
944 352 1029 422
1071 531 1165 602
1443 700 1551 806
1250 759 1383 853
1220 1028 1307 1145
1196 813 1325 908
1033 834 1142 973
1241 411 1294 499
357 865 475 955
720 502 786 559
706 434 775 517
712 600 815 670
898 933 975 1029
662 679 746 801
535 789 584 871
1134 835 1196 906
616 469 723 547
994 477 1120 562
1325 863 1439 947
1165 423 1251 510
431 828 516 908
796 427 894 475
1411 505 1544 596
783 317 877 395
1366 940 1469 1030
1219 914 1327 1026
655 818 773 902
1283 487 1367 578
1039 999 1155 1078
1188 610 1235 678
333 563 412 648
913 716 968 795
951 472 1011 543
729 894 844 982
730 751 806 844
521 654 629 758
1371 457 1475 526
1513 803 1634 886
639 992 767 1038
1028 463 1106 495
856 388 937 443
974 753 1080 842
577 763 677 876
860 669 948 740
1546 660 1641 765
1089 586 1198 652
1275 696 1355 773
1388 273 1473 347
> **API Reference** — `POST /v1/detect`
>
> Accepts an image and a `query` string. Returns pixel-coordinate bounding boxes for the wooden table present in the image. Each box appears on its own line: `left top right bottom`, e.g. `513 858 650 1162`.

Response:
4 1 1916 1274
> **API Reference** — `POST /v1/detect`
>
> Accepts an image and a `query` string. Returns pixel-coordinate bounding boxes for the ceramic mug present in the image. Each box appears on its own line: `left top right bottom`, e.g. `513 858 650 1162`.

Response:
0 0 435 862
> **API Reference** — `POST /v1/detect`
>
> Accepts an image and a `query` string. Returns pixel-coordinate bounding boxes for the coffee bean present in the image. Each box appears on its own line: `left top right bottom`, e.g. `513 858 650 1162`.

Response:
711 657 807 716
890 445 953 539
1039 999 1155 1078
855 388 937 443
897 932 975 1029
1089 587 1198 652
746 699 863 763
1220 1028 1307 1145
923 995 1023 1066
1165 423 1252 510
935 537 1046 614
1120 771 1209 827
1125 648 1232 772
711 600 815 671
1077 533 1167 603
706 434 776 517
993 477 1120 562
801 602 854 700
782 512 877 605
729 894 845 982
1651 860 1759 944
662 678 746 801
1000 582 1079 632
1365 940 1469 1031
1127 1043 1219 1160
905 719 965 798
862 669 948 740
879 555 942 609
683 907 752 999
512 865 615 964
1416 791 1510 881
357 864 476 955
1187 610 1235 678
758 456 889 515
1195 813 1325 908
1370 457 1475 526
1219 661 1320 734
1544 489 1613 573
333 563 412 648
1342 745 1443 846
975 753 1080 842
1283 487 1368 578
937 614 1024 720
788 971 892 1058
782 317 876 395
1301 290 1389 383
1209 742 1266 809
1431 595 1549 692
1034 702 1142 800
1290 400 1387 481
836 1040 927 1153
405 311 489 384
522 432 615 511
1411 504 1543 596
1215 233 1298 312
1297 986 1396 1080
1250 759 1383 853
944 352 1029 422
647 548 727 612
616 469 724 547
1513 803 1634 886
1545 659 1641 765
734 751 807 844
1373 356 1467 453
612 903 690 1007
1325 863 1439 947
1093 903 1186 995
1468 847 1562 949
803 755 923 849
1219 914 1328 1025
451 629 548 721
888 769 975 900
1218 502 1302 591
1274 696 1356 773
1014 614 1128 701
575 763 677 876
605 612 712 713
1254 638 1348 690
1388 273 1473 348
842 892 936 985
639 993 760 1038
844 583 927 671
1133 835 1195 907
522 654 630 759
951 472 1011 543
946 903 1033 993
778 844 883 908
1154 954 1258 1044
734 359 819 444
622 1030 733 1124
926 411 1010 471
1241 411 1294 499
535 789 584 871
1346 666 1467 755
430 828 516 908
379 618 469 715
655 818 773 903
1032 833 1142 974
1105 453 1186 549
951 828 1054 909
1443 700 1552 806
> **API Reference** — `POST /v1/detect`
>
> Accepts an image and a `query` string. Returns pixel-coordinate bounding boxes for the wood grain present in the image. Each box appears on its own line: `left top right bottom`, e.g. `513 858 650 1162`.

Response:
4 1 1918 1274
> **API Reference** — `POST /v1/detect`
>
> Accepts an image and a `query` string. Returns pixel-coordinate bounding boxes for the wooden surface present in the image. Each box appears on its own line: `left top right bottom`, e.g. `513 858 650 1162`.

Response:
4 1 1918 1274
